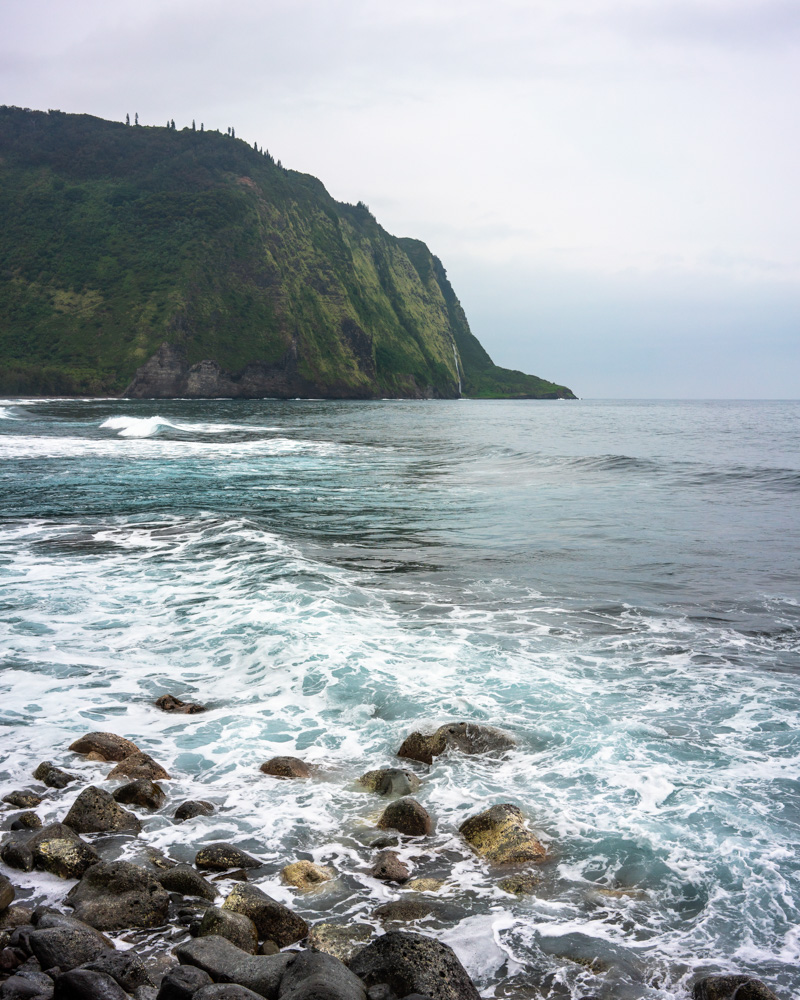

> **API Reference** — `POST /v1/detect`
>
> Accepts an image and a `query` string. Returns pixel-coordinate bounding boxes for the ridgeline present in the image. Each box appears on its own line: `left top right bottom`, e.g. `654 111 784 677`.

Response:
0 107 575 400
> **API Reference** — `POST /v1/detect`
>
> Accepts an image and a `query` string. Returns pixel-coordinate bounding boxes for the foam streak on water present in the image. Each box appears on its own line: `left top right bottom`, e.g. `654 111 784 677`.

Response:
1 398 799 999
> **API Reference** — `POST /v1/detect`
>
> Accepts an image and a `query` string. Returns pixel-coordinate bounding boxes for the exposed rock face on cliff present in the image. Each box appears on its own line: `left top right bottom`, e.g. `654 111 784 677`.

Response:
0 106 575 400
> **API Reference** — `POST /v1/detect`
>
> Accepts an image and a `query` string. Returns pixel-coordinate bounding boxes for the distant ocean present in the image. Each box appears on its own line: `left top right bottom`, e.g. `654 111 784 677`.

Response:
1 397 799 999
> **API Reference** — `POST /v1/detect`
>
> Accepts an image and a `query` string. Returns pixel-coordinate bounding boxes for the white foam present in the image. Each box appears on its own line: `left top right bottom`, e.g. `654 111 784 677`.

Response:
0 406 19 419
99 415 274 438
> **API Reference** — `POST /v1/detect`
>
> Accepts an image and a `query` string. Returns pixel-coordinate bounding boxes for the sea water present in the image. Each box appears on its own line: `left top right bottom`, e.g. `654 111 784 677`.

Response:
0 397 798 999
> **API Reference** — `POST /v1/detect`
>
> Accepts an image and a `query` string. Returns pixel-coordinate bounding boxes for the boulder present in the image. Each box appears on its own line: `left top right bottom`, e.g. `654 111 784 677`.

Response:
259 758 310 779
280 950 366 1000
406 879 445 893
157 864 217 901
112 779 166 810
65 861 170 931
459 804 545 865
28 923 110 972
280 861 333 890
10 812 42 831
155 695 206 714
81 950 154 992
31 837 100 879
68 733 140 762
0 874 15 911
106 753 170 781
0 973 54 998
369 852 410 884
175 801 215 823
198 908 258 954
195 845 261 872
357 770 421 797
175 936 291 996
397 723 515 765
0 839 33 872
373 900 443 924
348 932 480 1000
32 763 75 789
156 965 212 1000
377 800 433 837
2 792 43 809
692 976 780 1000
52 969 128 999
194 988 265 1000
0 905 34 930
63 786 142 834
498 873 539 895
307 924 373 964
222 883 308 947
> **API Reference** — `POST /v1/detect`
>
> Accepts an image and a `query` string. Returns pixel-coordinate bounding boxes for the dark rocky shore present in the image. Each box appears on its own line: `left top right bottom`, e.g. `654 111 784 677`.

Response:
0 713 782 1000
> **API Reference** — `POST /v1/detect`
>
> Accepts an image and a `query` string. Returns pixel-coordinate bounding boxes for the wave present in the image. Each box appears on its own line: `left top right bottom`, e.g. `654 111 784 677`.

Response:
99 415 275 438
0 406 19 420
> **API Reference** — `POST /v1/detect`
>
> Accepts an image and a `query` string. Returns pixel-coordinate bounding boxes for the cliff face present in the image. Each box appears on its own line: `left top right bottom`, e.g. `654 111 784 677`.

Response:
0 107 575 400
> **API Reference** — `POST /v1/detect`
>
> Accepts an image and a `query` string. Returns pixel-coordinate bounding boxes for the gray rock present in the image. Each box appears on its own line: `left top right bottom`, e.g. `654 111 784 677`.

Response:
68 733 140 762
175 801 215 823
112 779 166 810
31 837 100 879
156 965 212 1000
63 786 142 835
259 758 310 779
52 969 128 999
28 924 110 972
2 792 43 810
31 763 74 790
198 908 258 954
0 839 33 872
158 864 217 901
357 771 421 798
307 924 374 964
10 813 42 832
175 936 291 998
397 723 515 765
0 973 54 998
377 800 432 838
0 874 15 911
222 883 308 948
81 950 154 991
195 988 264 1000
348 932 480 1000
369 851 410 884
280 950 366 1000
156 695 206 715
195 845 261 872
0 906 34 931
2 823 94 877
692 976 780 1000
66 861 170 931
106 753 170 781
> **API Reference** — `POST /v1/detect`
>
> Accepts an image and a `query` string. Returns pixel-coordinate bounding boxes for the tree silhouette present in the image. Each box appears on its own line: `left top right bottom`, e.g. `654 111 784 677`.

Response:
171 119 175 130
125 113 130 126
134 113 139 126
192 120 196 131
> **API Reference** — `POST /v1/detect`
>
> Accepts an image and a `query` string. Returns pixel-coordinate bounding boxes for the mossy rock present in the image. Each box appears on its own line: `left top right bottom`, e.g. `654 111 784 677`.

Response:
459 804 545 865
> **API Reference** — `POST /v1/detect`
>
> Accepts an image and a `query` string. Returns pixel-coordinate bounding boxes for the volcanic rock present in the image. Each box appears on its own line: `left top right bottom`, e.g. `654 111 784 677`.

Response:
357 770 421 797
10 812 42 831
156 965 213 1000
280 861 333 890
157 864 217 901
81 950 154 992
397 723 515 765
174 801 215 823
28 921 111 972
348 932 480 1000
65 861 170 930
222 883 308 947
307 923 374 964
377 799 433 837
259 757 310 779
195 845 261 872
197 908 258 954
112 779 166 810
31 763 75 789
0 875 15 912
106 753 170 781
692 976 780 1000
280 950 366 1000
155 694 207 714
459 803 545 865
369 851 410 884
31 837 100 879
174 936 291 995
52 968 128 999
68 733 140 762
63 786 141 834
2 792 43 809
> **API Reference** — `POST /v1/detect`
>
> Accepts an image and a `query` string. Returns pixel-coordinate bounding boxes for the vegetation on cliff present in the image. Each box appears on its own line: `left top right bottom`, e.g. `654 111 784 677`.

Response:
0 107 575 399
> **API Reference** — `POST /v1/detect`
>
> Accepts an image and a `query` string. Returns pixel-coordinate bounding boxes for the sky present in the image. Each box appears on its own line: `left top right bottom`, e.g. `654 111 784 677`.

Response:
2 0 799 397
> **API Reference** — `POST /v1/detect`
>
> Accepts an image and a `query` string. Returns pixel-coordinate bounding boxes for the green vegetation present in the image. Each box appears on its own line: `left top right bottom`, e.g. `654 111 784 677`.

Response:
0 107 575 399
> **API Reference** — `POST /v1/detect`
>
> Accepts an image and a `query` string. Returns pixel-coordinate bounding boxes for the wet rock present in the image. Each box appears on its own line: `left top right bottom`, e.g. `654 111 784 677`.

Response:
157 864 217 901
0 874 15 912
106 753 170 781
195 845 261 872
194 988 264 1000
406 879 445 893
357 770 421 797
369 852 410 884
3 792 43 810
81 950 154 992
222 883 308 947
0 906 34 930
212 870 249 883
112 779 166 811
52 968 129 999
1 973 54 998
348 932 480 1000
0 839 33 872
459 804 545 865
259 757 310 779
31 763 74 790
280 861 333 890
155 695 207 715
156 965 212 1000
175 801 215 823
692 976 780 1000
63 786 141 835
0 947 26 974
377 800 433 838
3 823 93 876
10 813 42 832
175 936 291 996
373 900 442 925
498 873 539 895
397 723 515 766
280 950 366 1000
198 908 258 954
31 837 101 879
307 924 373 964
69 733 140 762
28 923 110 972
259 941 280 956
65 860 170 931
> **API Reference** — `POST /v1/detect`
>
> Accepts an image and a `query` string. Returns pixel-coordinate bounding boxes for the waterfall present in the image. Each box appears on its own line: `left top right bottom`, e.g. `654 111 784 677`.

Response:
452 343 462 397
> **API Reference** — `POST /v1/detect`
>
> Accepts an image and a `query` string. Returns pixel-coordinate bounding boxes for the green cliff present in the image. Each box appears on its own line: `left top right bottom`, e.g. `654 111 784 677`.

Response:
0 107 575 400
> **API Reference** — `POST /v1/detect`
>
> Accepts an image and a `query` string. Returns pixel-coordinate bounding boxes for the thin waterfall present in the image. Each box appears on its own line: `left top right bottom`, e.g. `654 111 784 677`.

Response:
452 342 462 397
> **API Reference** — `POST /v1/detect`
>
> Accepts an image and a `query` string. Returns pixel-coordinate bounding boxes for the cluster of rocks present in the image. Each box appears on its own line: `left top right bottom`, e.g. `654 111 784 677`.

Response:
0 717 784 1000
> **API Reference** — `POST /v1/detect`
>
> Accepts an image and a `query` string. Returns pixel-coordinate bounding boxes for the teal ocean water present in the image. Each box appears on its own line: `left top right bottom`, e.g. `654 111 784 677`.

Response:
1 397 799 999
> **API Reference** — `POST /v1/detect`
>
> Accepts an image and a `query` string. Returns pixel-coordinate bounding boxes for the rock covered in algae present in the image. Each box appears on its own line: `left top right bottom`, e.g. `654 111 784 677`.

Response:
459 803 546 865
397 722 515 765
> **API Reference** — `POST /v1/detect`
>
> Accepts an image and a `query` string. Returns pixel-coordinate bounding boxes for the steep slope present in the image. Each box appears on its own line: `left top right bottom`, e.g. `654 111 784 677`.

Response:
0 107 575 399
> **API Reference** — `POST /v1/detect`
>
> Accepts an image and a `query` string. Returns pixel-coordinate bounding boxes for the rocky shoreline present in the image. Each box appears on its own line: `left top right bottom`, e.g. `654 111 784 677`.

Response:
0 714 782 1000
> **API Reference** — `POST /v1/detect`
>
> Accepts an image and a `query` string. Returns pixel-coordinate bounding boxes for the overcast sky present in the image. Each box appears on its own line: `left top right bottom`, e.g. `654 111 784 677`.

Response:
3 0 799 397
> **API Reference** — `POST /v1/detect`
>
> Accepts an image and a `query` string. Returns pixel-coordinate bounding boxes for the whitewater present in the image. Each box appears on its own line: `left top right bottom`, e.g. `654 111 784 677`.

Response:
1 397 798 1000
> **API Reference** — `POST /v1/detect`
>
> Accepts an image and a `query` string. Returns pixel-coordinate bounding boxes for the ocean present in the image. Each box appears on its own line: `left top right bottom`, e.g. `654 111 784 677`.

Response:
1 397 798 999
